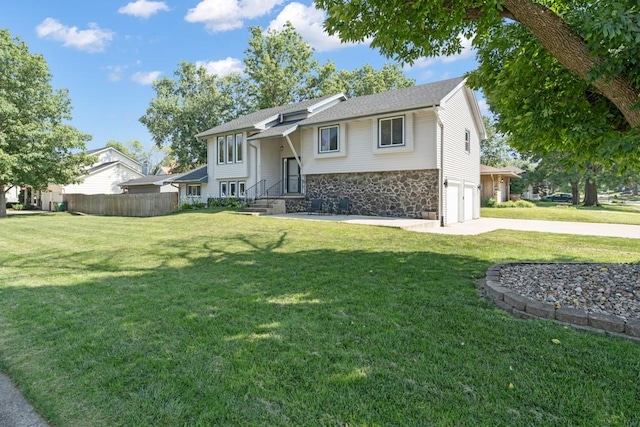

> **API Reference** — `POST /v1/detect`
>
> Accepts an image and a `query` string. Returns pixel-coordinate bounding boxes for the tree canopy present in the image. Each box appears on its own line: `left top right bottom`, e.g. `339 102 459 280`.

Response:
317 0 640 160
0 29 91 217
140 23 414 168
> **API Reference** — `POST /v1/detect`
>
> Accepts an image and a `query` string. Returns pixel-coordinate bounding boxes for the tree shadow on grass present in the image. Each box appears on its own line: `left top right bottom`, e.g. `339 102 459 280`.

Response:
0 231 639 426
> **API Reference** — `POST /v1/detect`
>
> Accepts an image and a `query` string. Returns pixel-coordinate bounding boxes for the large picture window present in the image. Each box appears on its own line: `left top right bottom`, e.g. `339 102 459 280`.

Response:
319 125 339 153
379 116 404 147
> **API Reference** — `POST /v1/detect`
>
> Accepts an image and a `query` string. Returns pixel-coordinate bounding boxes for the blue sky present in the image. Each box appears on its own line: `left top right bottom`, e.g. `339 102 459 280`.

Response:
1 0 482 151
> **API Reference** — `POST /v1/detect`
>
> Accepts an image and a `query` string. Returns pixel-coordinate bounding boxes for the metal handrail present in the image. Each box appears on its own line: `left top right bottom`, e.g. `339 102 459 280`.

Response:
265 179 285 207
243 179 266 205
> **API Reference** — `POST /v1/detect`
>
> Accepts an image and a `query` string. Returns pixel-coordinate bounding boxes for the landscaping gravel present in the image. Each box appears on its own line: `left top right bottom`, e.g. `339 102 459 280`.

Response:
499 263 640 322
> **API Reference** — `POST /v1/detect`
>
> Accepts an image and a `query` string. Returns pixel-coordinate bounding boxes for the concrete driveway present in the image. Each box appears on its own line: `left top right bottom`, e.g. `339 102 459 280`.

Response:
270 213 640 239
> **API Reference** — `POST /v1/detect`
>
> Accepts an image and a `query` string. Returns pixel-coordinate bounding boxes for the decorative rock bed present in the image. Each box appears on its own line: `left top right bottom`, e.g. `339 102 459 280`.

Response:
482 262 640 341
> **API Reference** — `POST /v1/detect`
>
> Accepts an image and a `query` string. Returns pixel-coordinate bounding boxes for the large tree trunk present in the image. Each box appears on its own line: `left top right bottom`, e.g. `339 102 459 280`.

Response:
570 181 580 205
583 179 599 206
503 0 640 129
0 185 7 218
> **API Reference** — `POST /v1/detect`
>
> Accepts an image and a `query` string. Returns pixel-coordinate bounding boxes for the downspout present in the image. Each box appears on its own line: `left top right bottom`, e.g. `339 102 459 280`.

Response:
438 117 445 227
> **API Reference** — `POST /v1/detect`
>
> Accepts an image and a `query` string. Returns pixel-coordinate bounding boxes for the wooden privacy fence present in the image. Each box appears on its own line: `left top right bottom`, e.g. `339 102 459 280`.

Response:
64 193 179 217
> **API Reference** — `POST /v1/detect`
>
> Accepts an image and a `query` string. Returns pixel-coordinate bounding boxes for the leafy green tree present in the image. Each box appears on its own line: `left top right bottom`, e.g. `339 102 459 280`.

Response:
139 62 247 170
480 116 519 167
469 19 637 171
317 0 640 130
141 24 414 168
0 30 91 218
244 22 323 109
319 63 414 98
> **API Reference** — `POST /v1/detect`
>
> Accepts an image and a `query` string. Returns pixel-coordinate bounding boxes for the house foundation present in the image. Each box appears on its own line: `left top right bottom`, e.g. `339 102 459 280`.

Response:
302 169 439 218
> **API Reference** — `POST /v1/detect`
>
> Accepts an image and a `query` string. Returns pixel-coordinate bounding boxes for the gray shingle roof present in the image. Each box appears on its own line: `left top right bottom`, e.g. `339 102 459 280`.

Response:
299 77 465 127
171 165 208 183
194 94 342 138
246 121 301 141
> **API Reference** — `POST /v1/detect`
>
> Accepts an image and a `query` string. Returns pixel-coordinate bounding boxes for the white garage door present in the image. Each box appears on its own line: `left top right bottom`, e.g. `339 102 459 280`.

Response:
446 185 459 225
464 186 474 221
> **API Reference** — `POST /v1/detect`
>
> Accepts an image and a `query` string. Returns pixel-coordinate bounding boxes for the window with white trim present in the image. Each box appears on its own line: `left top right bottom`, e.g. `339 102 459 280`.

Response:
187 185 201 196
379 116 404 147
319 125 339 153
226 135 234 163
217 137 225 164
235 134 243 162
465 129 471 153
219 180 246 198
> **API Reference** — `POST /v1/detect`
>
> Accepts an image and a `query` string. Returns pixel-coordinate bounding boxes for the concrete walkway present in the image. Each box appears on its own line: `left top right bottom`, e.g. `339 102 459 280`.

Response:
0 373 49 427
271 213 640 239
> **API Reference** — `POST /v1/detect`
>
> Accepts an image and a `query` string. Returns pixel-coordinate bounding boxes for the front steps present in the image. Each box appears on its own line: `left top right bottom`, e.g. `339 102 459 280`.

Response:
240 199 286 216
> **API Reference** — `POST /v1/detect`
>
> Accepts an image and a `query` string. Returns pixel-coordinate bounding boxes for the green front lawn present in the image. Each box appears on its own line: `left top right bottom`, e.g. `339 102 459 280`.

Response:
482 202 640 225
1 211 639 426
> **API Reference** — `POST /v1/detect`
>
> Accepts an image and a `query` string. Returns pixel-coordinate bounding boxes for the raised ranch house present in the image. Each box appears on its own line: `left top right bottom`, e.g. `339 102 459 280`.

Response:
194 77 485 225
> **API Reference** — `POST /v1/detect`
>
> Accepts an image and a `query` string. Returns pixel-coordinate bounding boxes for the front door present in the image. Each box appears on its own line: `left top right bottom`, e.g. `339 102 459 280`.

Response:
284 157 301 194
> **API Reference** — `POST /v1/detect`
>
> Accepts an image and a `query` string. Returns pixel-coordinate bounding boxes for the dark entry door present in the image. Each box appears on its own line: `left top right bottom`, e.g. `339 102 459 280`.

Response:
284 157 300 193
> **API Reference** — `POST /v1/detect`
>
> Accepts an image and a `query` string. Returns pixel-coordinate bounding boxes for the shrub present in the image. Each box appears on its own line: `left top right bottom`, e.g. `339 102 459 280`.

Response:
514 200 535 208
11 203 24 210
179 202 207 211
483 197 497 207
495 200 535 208
206 198 245 209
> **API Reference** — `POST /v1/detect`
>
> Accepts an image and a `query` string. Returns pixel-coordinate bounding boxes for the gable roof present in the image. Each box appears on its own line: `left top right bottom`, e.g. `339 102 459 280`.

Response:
86 146 142 167
299 77 465 127
195 93 345 139
119 173 183 187
80 160 144 179
480 165 522 179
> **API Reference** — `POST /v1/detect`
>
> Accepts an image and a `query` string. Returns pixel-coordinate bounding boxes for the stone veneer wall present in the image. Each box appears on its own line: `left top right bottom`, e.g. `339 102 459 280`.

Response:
303 169 439 218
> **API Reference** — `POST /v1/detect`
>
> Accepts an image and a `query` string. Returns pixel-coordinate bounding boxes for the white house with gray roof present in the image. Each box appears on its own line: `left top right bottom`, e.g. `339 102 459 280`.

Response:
195 77 485 224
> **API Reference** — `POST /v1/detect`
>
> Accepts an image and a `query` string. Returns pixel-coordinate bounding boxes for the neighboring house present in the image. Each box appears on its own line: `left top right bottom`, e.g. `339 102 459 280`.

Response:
119 174 181 194
41 147 145 211
480 165 522 203
171 165 209 203
195 77 485 224
4 186 19 204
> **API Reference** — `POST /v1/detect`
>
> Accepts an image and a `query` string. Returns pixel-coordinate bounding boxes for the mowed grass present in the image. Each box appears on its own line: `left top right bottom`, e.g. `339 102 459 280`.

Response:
1 211 639 426
482 201 640 225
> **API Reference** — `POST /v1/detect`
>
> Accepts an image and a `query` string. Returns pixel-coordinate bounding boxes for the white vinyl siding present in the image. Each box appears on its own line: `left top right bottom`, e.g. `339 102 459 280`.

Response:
63 163 144 195
208 134 249 186
302 110 436 175
439 85 482 222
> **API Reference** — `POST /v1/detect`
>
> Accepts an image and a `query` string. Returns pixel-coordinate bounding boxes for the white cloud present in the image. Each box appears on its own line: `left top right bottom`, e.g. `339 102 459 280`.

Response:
196 57 244 76
36 18 114 53
185 0 284 32
131 71 162 85
118 0 170 18
106 65 128 82
267 2 360 52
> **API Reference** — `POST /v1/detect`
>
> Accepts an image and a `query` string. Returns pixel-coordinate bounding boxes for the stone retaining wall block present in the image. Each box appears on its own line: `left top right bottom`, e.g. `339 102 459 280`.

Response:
588 312 626 333
525 300 556 319
625 319 640 338
502 291 528 311
555 307 589 326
